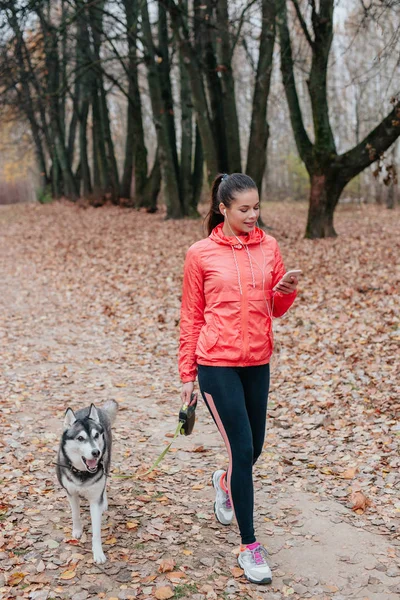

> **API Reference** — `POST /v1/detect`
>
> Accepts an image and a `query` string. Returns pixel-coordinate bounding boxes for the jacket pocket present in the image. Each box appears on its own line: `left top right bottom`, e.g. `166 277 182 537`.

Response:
248 291 273 359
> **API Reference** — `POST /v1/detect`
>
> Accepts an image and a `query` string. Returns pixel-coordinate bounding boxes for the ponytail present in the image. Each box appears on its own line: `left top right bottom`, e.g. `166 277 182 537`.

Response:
204 174 224 236
204 173 258 236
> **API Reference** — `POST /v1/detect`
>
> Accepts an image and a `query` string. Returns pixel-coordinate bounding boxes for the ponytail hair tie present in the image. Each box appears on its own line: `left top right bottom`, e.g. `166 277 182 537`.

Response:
222 173 229 181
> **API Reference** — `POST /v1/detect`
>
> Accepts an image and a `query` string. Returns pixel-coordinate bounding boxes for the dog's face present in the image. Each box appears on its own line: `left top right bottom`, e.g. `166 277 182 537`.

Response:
63 405 105 473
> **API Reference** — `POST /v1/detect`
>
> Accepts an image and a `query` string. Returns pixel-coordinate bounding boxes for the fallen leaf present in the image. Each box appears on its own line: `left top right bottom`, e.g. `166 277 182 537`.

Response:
126 521 139 530
142 575 157 583
350 490 371 513
166 571 186 581
59 569 76 580
7 572 26 586
340 467 358 479
231 566 244 578
36 560 45 573
320 467 334 475
158 558 175 573
104 536 117 545
154 586 174 599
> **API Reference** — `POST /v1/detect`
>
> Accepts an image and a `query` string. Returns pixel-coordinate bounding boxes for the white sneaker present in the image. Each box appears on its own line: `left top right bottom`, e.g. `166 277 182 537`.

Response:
238 543 272 584
212 469 233 525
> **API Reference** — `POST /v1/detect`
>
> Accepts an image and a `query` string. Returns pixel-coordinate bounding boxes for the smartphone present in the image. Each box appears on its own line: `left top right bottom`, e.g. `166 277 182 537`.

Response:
276 269 302 286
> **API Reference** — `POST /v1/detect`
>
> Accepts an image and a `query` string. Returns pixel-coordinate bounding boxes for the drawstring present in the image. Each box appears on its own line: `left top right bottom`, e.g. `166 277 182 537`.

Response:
230 241 263 295
231 241 274 321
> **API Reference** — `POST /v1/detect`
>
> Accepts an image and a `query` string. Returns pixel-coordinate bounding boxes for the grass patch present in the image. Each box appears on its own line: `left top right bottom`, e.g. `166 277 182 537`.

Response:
12 548 30 556
133 542 145 550
173 583 198 599
36 186 53 204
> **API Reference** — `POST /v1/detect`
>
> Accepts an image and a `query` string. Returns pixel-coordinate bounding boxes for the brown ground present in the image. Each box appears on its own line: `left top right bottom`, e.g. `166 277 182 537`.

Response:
0 201 399 600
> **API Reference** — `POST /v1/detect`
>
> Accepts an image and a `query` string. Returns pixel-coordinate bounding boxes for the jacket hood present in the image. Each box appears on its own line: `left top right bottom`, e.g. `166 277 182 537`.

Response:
209 222 266 247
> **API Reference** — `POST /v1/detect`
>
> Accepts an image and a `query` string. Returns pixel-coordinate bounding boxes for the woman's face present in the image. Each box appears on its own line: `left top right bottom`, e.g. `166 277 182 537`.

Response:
220 189 260 236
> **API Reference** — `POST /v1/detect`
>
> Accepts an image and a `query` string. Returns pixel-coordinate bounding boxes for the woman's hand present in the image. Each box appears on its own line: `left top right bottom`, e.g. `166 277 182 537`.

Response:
274 275 298 295
181 381 194 405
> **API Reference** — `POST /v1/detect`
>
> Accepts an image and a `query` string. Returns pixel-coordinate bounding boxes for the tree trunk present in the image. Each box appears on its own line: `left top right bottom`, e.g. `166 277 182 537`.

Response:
305 173 345 238
179 0 194 216
246 0 276 195
142 152 162 213
158 3 180 187
160 0 219 181
141 0 182 218
88 0 119 202
121 95 136 200
39 13 78 200
216 0 241 173
51 159 62 199
195 0 228 172
121 0 151 206
91 80 108 200
192 124 204 210
79 99 92 197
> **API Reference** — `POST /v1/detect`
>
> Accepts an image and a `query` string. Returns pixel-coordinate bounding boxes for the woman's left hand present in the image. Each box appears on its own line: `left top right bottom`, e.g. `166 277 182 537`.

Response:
274 276 298 295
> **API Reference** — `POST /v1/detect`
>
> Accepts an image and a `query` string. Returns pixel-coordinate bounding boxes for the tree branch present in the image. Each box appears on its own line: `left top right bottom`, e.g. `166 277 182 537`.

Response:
290 0 314 48
276 0 313 167
230 0 259 58
338 100 400 178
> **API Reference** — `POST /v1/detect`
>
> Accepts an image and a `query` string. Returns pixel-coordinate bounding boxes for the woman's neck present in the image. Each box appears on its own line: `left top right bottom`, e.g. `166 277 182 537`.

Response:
222 223 248 238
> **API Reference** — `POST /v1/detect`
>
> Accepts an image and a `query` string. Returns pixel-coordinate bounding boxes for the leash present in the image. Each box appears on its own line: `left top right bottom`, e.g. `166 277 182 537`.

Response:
113 419 185 480
114 395 197 479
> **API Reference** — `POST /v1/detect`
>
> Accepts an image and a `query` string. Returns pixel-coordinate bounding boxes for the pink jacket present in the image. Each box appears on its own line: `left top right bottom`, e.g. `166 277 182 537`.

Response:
179 224 297 382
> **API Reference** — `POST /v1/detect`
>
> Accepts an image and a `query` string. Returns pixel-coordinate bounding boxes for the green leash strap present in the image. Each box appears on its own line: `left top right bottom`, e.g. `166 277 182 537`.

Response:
113 419 184 480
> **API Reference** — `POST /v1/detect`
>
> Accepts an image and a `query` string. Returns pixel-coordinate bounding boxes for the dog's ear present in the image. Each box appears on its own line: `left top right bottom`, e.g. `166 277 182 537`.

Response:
88 404 100 424
64 408 76 430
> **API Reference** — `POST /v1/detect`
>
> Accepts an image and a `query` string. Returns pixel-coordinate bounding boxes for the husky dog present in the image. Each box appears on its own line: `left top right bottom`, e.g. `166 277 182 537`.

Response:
56 400 118 564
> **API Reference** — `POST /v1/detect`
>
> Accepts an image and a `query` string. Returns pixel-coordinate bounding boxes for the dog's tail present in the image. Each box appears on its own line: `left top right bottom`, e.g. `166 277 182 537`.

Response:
103 399 118 425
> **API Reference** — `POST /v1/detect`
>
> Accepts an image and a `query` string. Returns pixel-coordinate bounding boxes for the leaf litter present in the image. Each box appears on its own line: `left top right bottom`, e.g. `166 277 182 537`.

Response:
0 201 399 599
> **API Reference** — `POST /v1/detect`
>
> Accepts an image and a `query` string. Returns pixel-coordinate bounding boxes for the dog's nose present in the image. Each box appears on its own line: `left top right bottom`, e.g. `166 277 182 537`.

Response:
92 449 100 458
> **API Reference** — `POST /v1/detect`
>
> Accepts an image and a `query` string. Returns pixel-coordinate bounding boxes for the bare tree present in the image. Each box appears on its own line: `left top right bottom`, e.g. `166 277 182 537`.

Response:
276 0 400 238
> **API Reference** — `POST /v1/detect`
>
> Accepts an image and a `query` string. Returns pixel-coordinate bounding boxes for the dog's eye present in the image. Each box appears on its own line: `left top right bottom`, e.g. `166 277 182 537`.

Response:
77 436 85 442
94 433 99 440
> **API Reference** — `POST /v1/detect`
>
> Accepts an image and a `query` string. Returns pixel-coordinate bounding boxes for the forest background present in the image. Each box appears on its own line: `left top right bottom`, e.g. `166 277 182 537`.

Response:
0 0 399 238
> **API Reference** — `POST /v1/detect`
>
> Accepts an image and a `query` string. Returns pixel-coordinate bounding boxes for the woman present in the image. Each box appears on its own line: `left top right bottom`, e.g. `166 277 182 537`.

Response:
179 173 298 584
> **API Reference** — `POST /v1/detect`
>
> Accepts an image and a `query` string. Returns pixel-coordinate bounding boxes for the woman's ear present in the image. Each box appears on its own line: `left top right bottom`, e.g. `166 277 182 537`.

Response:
219 203 226 216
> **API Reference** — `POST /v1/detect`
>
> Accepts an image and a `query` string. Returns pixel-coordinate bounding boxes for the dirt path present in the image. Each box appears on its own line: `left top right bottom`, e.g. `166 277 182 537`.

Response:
0 202 399 600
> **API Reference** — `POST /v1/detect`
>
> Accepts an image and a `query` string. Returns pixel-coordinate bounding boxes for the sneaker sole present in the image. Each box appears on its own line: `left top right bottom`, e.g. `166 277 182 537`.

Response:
238 557 272 585
212 472 232 526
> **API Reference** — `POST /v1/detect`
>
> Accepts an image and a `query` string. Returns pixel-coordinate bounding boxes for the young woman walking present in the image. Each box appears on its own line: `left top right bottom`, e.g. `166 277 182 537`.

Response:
179 173 298 584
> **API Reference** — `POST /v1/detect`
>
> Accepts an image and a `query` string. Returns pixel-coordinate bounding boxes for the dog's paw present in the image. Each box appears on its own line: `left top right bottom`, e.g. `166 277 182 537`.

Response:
93 547 107 564
72 527 83 539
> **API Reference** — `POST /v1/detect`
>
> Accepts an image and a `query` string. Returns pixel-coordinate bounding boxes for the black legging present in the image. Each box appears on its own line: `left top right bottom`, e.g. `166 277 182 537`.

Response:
198 364 270 545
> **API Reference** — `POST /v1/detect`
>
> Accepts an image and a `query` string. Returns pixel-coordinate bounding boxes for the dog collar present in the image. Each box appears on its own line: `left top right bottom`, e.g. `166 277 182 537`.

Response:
55 460 104 480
